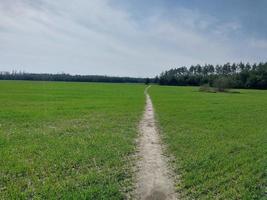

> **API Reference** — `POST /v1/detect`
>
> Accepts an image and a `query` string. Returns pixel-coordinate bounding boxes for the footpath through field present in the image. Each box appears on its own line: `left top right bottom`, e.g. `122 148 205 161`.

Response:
134 86 177 200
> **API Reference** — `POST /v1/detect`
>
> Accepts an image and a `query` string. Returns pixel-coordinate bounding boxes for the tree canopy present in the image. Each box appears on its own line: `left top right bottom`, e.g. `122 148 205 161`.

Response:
157 62 267 89
0 72 146 84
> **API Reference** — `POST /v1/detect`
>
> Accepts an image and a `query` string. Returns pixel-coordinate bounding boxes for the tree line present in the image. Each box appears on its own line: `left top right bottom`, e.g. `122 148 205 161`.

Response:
1 62 266 89
0 72 146 83
157 62 267 89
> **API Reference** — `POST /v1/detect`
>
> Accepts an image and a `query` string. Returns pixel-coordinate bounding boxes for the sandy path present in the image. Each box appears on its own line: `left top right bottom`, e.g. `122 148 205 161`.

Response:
134 86 177 200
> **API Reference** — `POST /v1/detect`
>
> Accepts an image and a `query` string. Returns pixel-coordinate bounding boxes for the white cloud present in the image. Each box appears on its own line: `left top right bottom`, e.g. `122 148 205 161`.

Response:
0 0 266 77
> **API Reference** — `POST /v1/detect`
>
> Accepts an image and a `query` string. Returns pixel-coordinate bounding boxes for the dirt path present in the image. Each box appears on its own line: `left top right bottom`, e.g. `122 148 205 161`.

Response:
134 86 177 200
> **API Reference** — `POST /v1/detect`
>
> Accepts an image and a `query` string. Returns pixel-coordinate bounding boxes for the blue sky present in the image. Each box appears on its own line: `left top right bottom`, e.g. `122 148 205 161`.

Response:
0 0 266 77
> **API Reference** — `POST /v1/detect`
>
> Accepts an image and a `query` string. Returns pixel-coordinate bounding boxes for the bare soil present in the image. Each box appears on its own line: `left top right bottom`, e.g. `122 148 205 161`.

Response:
134 87 177 200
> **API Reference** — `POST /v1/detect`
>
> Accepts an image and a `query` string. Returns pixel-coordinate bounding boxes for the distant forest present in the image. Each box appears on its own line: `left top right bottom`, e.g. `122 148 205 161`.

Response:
0 72 146 83
1 62 267 89
158 62 267 89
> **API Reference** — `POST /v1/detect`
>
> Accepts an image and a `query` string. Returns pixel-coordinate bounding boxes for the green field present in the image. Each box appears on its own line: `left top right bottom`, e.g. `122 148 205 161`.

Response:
150 86 267 199
1 81 266 199
0 81 145 199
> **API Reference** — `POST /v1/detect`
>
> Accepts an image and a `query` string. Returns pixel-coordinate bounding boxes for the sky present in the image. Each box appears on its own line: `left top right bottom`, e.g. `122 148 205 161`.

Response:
0 0 267 77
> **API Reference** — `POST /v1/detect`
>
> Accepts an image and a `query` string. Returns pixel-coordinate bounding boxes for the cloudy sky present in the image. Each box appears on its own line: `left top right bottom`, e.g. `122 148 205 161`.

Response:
0 0 267 77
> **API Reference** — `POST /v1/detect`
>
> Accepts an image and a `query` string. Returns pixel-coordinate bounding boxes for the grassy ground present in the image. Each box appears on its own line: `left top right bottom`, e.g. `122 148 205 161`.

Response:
0 81 145 199
150 86 267 199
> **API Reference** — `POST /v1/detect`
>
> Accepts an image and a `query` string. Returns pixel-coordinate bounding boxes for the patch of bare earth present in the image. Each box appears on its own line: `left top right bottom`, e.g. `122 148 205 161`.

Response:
134 86 177 200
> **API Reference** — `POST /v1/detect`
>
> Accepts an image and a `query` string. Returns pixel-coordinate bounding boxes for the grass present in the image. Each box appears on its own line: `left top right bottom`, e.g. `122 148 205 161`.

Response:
0 81 145 199
2 81 266 199
150 86 267 199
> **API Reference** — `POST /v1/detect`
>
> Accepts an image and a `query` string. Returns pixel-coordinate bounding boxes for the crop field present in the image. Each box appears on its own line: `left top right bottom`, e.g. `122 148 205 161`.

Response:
0 81 145 199
1 81 266 200
150 86 267 199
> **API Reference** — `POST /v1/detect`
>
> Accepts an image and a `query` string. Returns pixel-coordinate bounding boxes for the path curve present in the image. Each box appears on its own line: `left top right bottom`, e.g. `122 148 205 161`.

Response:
134 86 177 200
